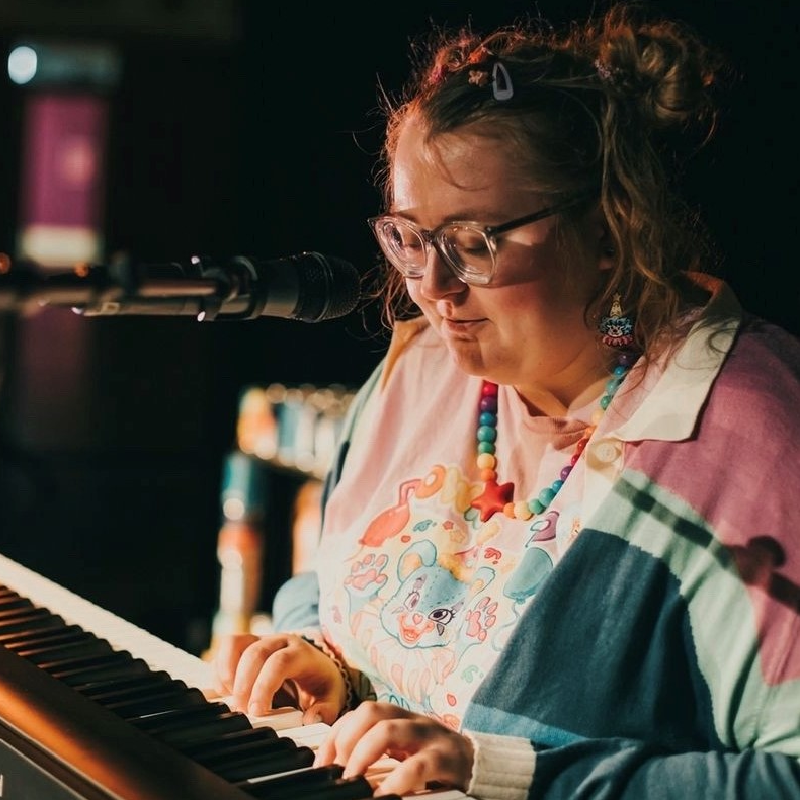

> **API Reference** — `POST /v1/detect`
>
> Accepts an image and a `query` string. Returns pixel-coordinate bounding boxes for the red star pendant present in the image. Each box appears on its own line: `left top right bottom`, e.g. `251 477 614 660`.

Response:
470 479 515 522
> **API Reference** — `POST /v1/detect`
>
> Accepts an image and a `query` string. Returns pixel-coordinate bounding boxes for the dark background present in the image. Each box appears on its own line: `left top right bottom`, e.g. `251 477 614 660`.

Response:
0 0 796 655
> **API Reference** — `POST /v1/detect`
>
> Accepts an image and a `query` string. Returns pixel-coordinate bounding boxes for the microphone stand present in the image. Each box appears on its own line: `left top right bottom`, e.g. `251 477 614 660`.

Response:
0 254 242 321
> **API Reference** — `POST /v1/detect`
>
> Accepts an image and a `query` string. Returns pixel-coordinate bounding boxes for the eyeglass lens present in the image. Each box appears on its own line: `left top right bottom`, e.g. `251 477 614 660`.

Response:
374 218 494 282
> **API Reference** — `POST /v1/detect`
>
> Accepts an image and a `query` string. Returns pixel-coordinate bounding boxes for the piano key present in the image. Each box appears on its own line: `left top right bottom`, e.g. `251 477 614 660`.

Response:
197 742 316 784
231 702 304 730
236 763 344 789
132 701 239 732
0 603 51 621
103 685 209 718
280 722 334 750
53 655 153 686
40 649 139 680
0 593 35 610
194 733 297 766
132 704 253 748
180 725 280 759
0 617 78 646
0 624 93 649
153 711 256 749
74 669 175 699
0 607 59 633
17 634 114 663
245 773 375 800
79 675 187 705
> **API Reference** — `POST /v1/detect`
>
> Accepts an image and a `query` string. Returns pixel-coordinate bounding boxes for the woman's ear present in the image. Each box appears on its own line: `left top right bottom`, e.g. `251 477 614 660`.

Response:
588 204 615 272
598 235 615 272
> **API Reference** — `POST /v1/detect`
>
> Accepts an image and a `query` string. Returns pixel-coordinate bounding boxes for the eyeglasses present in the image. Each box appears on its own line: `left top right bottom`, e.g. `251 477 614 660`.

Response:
368 196 586 286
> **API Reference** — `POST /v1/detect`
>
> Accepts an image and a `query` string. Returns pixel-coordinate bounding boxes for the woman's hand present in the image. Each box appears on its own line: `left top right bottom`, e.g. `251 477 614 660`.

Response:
212 633 347 725
314 701 475 797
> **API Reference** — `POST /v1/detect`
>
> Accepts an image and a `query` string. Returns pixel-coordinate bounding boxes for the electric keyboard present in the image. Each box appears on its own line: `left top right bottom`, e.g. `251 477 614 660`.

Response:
0 553 467 800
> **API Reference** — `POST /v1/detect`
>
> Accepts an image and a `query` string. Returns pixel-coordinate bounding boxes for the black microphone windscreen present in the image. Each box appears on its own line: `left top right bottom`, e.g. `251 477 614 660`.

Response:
290 252 361 322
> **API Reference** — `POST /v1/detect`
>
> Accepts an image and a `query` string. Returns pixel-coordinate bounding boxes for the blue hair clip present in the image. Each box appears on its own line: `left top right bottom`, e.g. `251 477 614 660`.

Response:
491 62 514 101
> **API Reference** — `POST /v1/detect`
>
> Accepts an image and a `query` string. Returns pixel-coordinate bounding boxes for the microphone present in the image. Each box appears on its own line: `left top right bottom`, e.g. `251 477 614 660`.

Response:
0 251 362 322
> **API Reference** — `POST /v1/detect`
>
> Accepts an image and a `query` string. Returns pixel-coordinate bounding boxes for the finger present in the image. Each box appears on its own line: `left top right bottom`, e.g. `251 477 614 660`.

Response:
376 736 473 797
373 753 431 797
239 639 296 715
212 634 258 697
342 718 406 779
313 711 356 767
316 703 407 772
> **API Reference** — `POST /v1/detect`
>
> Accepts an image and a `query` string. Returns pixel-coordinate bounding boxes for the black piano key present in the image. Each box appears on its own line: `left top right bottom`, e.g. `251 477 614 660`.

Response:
72 668 175 698
0 608 61 634
201 743 315 784
0 623 89 648
251 775 377 800
180 726 280 759
152 714 255 749
0 594 35 611
234 764 344 795
53 654 153 686
104 685 209 718
78 673 184 704
195 734 297 767
0 602 43 618
131 702 251 744
17 635 114 663
39 649 134 675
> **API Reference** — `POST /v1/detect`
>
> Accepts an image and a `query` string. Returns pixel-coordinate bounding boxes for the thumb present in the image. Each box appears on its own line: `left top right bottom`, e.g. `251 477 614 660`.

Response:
302 701 340 726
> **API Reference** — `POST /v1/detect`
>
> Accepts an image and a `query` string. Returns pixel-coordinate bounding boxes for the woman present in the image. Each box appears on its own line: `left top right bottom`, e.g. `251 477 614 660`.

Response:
214 4 800 797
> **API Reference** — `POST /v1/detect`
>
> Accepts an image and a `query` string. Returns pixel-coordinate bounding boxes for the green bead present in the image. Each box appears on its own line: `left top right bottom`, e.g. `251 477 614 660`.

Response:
477 425 497 443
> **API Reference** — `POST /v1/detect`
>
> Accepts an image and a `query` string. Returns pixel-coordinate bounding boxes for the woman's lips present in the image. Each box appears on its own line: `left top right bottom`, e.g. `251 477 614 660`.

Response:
440 316 486 335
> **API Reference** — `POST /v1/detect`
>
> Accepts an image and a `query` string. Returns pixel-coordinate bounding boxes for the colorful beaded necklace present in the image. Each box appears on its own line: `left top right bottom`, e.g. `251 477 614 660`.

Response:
470 352 636 522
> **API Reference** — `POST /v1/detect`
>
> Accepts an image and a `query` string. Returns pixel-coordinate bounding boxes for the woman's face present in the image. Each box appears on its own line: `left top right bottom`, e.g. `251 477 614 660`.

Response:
391 119 611 402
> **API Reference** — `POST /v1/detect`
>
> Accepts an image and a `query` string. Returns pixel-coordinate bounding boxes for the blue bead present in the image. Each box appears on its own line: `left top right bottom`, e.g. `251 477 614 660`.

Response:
538 487 556 506
613 364 628 377
477 425 497 443
479 411 497 427
550 479 564 493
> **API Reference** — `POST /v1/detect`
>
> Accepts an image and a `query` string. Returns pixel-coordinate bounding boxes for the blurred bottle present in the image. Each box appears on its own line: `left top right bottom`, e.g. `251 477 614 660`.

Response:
236 384 282 461
207 451 268 656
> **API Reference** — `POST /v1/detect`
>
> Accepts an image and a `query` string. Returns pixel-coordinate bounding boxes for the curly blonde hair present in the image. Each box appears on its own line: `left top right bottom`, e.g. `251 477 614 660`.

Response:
369 2 731 359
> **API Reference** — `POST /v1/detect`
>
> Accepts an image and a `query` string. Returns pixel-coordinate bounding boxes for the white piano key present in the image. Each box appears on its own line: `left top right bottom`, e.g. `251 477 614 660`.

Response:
278 722 331 749
236 705 304 730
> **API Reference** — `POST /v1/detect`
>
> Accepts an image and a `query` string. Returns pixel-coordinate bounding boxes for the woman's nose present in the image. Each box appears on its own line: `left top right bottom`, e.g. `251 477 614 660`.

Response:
418 246 466 300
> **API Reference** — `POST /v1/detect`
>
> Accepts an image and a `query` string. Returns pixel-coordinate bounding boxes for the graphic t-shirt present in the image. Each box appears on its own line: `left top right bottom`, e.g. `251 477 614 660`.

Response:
316 323 606 728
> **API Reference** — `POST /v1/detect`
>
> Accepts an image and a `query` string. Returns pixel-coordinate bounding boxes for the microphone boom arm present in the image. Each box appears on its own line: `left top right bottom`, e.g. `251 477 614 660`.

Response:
0 251 361 323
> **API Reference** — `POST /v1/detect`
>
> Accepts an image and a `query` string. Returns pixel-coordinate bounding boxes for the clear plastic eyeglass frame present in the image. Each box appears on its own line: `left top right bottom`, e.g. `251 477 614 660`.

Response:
368 195 586 286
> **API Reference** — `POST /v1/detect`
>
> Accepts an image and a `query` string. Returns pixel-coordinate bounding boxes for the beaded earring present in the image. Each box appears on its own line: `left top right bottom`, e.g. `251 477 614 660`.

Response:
599 293 634 348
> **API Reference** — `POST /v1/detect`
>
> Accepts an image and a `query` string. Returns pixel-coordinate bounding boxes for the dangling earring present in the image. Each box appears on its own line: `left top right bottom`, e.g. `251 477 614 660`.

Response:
599 292 634 348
